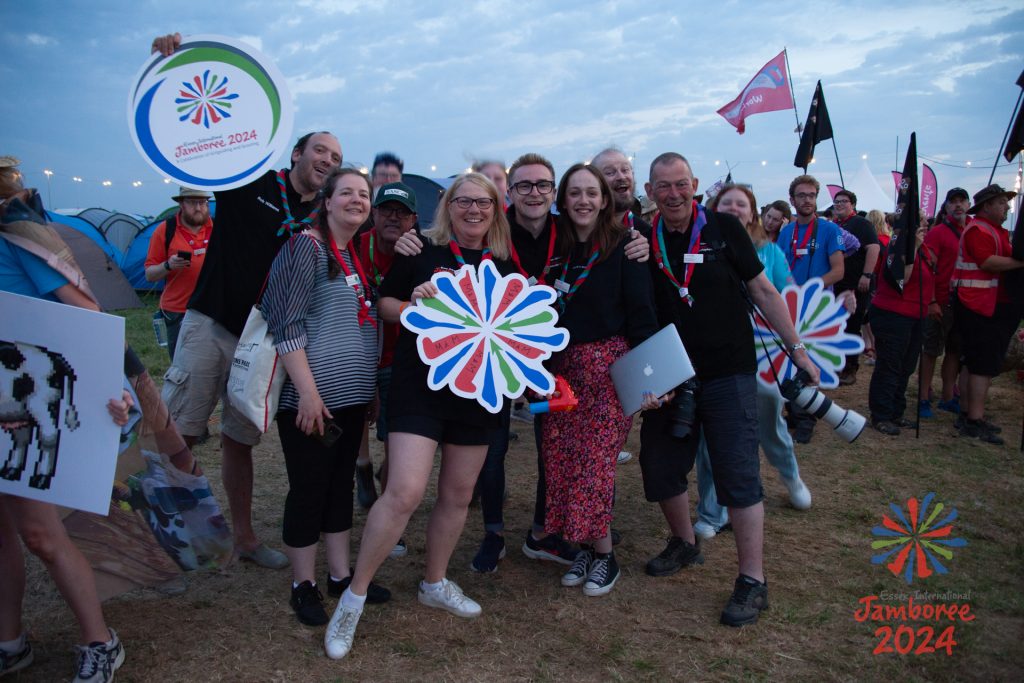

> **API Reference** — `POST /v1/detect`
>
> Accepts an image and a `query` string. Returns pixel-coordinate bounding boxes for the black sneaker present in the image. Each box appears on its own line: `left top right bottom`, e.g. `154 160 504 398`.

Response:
960 418 1005 445
290 581 329 625
583 553 620 596
561 547 594 587
872 419 900 436
0 638 33 677
326 572 392 604
611 528 622 546
470 532 507 573
522 532 579 565
645 536 704 577
72 629 124 683
355 462 378 510
720 574 769 627
793 425 814 444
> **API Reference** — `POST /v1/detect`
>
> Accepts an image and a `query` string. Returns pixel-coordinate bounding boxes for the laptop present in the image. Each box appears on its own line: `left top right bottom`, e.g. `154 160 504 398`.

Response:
610 324 695 415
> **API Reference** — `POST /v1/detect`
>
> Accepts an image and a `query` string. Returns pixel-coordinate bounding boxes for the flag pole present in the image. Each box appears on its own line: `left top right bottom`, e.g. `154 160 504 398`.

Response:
831 138 845 187
783 48 802 142
989 87 1023 185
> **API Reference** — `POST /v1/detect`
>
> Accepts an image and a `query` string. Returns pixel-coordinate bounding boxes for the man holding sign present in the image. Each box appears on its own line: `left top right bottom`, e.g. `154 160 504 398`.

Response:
151 33 343 570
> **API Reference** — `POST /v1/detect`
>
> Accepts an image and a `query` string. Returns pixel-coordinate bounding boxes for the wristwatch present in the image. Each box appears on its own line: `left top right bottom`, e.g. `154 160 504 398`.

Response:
790 342 806 352
164 260 171 270
861 272 876 280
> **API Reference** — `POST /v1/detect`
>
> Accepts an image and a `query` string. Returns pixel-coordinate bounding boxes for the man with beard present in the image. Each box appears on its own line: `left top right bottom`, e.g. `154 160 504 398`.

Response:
144 187 214 360
831 189 879 386
155 21 343 572
919 188 970 416
952 184 1024 445
639 153 818 626
592 148 652 235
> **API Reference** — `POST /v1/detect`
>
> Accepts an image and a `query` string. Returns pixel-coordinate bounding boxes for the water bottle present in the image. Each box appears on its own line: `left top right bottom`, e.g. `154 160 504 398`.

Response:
152 310 168 348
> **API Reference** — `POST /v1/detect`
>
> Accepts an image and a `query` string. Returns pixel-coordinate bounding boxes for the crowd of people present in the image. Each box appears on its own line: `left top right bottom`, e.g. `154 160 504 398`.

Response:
1 32 1021 680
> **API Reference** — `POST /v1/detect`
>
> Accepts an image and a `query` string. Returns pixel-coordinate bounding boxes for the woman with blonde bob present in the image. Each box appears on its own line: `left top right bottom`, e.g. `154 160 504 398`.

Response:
324 173 515 659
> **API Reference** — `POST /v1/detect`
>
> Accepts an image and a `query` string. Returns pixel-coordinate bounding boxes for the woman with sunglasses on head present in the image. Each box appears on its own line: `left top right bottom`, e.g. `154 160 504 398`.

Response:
542 163 657 597
325 173 515 659
691 185 811 541
262 167 392 629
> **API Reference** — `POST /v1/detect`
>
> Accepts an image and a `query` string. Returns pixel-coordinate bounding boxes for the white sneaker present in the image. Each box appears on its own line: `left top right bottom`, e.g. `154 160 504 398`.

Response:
693 521 718 540
324 604 362 660
390 538 408 558
616 450 633 464
418 579 482 618
782 477 812 510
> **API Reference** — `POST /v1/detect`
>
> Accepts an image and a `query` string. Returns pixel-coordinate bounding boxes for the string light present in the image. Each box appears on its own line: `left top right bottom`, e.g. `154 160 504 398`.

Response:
430 164 437 172
132 181 142 187
72 176 82 182
861 154 868 160
102 180 112 187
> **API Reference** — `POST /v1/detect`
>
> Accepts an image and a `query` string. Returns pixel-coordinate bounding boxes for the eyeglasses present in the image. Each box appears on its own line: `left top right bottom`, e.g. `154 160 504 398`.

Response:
376 205 413 218
793 192 818 201
181 198 209 206
511 180 555 196
449 196 495 210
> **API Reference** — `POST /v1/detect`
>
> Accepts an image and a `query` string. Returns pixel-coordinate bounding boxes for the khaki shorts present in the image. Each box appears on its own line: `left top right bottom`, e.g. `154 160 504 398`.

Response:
921 303 960 357
161 309 262 446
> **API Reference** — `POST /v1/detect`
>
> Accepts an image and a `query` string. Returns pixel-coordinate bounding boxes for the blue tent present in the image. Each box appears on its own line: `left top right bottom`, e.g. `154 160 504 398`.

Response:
46 210 123 262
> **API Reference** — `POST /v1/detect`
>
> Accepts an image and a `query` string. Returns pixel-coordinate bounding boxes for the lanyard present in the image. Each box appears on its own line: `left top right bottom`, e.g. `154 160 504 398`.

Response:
508 216 556 285
652 201 705 305
788 218 817 263
556 240 601 310
622 211 634 230
326 232 376 328
367 232 384 286
449 240 491 265
276 170 320 237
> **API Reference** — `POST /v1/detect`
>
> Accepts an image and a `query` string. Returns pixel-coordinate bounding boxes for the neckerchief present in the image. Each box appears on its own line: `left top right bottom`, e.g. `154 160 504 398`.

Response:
276 170 320 237
788 217 817 264
449 240 491 265
556 239 601 310
652 201 706 305
508 215 556 285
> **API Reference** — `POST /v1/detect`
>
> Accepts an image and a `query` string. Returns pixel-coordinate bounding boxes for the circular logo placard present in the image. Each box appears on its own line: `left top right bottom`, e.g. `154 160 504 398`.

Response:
127 35 294 191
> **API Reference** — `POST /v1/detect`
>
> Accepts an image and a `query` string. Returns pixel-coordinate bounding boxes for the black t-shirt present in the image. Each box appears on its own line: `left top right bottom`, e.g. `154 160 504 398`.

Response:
189 169 316 336
379 242 516 429
507 207 564 284
648 210 764 380
835 214 879 292
556 234 657 347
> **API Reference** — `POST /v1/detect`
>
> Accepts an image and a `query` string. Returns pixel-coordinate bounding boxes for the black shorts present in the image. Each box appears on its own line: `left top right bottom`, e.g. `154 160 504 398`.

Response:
921 303 960 357
388 414 491 446
955 299 1018 377
638 374 764 509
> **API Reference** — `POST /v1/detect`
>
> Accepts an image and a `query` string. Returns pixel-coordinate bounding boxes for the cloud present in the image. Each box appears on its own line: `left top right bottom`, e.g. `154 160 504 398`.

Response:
25 33 56 46
288 73 347 95
295 0 378 14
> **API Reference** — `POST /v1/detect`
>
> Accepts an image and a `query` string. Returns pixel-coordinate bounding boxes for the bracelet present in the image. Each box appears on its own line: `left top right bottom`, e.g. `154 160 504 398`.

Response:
790 342 806 352
164 260 171 270
861 272 875 280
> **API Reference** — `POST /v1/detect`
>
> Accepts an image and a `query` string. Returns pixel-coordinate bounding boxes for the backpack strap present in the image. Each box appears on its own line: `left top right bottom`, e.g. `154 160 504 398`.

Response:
164 213 178 253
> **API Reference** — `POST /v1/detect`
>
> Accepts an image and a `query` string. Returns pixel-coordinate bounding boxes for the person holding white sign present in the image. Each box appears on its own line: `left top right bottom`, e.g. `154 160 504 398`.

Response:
325 173 514 660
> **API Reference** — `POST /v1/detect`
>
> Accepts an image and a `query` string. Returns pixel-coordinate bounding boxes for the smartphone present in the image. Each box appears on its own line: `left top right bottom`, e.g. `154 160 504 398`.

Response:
315 420 343 448
177 250 192 262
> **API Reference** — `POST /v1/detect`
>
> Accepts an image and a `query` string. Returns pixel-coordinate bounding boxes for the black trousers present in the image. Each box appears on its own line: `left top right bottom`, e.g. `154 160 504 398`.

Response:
868 308 922 423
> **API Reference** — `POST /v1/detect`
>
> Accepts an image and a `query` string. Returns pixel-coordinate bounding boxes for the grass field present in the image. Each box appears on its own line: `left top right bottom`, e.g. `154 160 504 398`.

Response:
18 300 1024 682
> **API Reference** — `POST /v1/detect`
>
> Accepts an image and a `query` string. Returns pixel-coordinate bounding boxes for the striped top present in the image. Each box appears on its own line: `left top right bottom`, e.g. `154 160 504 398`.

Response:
263 233 378 411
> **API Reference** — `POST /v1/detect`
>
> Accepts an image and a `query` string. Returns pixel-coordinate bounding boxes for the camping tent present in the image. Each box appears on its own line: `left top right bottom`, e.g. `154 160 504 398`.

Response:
120 203 217 291
402 174 449 228
50 223 142 310
59 208 147 254
46 211 122 262
845 160 894 213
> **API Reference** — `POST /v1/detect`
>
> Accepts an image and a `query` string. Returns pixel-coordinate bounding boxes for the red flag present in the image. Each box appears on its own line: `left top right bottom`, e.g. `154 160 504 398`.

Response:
920 164 938 220
717 50 794 134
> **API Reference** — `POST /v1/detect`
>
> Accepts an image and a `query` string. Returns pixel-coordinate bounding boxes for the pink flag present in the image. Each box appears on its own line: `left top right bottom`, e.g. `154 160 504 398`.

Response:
891 171 902 195
920 164 938 219
717 50 795 134
826 184 844 201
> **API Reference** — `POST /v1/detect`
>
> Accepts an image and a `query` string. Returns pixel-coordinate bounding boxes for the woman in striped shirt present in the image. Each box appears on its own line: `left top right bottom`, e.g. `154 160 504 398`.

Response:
263 168 390 629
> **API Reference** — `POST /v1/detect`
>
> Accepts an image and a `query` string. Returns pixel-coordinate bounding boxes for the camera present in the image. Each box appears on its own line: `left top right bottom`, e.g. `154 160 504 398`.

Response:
780 369 866 443
665 378 700 440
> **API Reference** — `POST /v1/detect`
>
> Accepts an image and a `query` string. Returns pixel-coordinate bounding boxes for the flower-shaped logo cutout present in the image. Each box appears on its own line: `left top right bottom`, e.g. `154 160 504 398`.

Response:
400 261 569 413
870 492 967 584
176 69 239 128
753 277 864 389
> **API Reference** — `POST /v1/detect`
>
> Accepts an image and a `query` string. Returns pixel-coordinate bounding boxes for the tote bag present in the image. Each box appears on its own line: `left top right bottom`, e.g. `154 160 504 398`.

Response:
226 304 285 432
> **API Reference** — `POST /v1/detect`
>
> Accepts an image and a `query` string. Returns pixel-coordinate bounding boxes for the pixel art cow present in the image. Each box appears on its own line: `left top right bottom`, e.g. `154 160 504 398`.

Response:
0 340 80 490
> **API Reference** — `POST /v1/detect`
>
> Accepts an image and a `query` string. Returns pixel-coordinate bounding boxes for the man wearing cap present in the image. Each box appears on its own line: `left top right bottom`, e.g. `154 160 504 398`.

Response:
144 187 214 360
353 182 418 522
919 188 970 416
832 189 879 386
952 184 1024 444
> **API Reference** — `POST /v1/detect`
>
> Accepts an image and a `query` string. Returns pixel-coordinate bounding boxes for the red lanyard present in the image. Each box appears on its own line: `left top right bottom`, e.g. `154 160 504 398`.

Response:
326 232 376 327
449 240 491 265
508 217 556 284
652 202 705 305
789 218 816 262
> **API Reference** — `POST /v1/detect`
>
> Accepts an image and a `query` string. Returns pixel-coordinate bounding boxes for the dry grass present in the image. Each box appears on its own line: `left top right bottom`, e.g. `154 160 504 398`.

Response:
17 309 1024 682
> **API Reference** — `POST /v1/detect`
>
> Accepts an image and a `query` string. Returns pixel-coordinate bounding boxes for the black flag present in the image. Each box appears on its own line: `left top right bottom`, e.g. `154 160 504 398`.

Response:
885 133 920 294
725 171 733 184
793 81 834 170
1003 69 1024 162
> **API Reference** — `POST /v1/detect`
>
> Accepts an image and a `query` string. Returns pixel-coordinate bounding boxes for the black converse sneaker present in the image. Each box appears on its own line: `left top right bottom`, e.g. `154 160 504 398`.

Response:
583 553 620 596
290 581 329 625
720 574 769 627
561 547 593 587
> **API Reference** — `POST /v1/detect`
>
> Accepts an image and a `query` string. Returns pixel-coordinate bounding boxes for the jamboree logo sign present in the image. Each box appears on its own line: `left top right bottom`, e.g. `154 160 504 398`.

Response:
127 35 294 191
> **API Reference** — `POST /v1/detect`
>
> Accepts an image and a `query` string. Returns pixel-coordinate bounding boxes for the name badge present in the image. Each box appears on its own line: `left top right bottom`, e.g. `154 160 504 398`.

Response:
795 248 809 256
193 248 206 256
345 274 361 287
554 279 570 293
527 276 538 286
683 253 704 264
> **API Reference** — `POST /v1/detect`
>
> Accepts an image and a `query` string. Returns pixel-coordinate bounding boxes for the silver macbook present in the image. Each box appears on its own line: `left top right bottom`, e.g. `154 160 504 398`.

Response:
611 324 695 416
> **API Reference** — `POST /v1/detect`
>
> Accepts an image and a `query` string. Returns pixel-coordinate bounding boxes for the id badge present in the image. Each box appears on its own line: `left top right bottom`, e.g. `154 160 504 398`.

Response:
554 279 570 293
795 248 809 256
345 274 361 287
527 276 538 286
683 253 704 264
193 248 207 256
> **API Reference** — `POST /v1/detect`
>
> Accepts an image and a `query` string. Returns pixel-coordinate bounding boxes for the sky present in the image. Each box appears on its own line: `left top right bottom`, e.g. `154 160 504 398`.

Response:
2 0 1022 219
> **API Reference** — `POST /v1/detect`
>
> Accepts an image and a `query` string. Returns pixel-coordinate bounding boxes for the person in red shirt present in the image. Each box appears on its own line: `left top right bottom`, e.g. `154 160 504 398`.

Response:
918 188 969 416
952 184 1024 444
144 187 213 360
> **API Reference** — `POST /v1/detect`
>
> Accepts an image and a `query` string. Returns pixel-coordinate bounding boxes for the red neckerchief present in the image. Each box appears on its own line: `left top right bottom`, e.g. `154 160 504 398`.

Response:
508 215 556 284
326 231 376 327
652 201 705 304
789 217 817 261
622 211 634 230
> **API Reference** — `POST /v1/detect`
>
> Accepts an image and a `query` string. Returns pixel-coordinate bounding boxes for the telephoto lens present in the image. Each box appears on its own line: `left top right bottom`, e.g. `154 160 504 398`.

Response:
665 378 700 440
780 369 866 443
